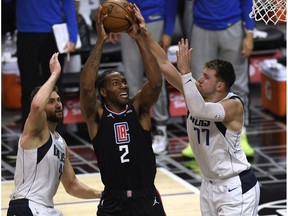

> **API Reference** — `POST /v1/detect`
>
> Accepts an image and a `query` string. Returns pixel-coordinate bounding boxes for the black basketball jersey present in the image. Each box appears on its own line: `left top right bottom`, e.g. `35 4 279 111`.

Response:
92 102 156 190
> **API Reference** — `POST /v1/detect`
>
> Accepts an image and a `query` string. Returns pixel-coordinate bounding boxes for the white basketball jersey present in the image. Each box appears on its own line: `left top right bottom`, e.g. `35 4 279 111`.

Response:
10 131 66 207
187 92 251 180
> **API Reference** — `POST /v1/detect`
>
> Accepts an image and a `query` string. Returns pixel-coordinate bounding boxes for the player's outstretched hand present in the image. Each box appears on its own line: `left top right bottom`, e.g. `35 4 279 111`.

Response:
49 52 61 76
177 38 192 75
133 4 147 33
96 6 109 41
126 3 147 40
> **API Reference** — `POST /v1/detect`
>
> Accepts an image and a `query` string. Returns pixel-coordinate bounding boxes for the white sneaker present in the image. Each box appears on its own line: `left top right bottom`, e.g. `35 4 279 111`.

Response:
152 126 168 155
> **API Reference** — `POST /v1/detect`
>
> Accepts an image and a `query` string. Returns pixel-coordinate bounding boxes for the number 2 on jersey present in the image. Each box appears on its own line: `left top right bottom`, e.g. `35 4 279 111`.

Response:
119 145 130 163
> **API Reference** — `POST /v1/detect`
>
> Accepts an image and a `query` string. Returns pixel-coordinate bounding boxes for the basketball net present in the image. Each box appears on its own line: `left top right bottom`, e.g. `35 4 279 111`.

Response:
249 0 287 25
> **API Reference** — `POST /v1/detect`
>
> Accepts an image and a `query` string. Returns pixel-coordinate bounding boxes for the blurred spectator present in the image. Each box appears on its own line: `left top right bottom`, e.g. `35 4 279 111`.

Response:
63 0 92 75
15 0 78 130
2 0 16 36
74 0 92 63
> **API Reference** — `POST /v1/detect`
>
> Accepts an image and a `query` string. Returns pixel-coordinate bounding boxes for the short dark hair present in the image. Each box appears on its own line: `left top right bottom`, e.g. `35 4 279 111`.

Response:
30 85 59 100
96 69 125 103
204 59 235 91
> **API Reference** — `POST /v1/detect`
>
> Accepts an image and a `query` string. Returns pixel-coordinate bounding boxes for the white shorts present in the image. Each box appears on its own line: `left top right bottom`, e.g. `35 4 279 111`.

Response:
200 169 260 216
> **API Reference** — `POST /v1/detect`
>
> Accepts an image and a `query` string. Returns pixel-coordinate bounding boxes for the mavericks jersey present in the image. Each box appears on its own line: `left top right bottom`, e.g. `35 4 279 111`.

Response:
187 92 251 180
10 131 66 207
92 102 156 190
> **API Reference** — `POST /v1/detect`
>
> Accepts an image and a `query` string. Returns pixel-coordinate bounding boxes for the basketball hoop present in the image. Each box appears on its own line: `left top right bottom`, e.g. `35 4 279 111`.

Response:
250 0 287 25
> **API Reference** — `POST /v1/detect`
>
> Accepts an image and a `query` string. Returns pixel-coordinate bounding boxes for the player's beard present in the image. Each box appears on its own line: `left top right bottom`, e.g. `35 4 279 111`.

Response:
47 110 63 123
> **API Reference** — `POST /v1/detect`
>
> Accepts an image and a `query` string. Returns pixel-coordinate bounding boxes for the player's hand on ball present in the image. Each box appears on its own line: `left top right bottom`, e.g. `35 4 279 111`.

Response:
126 15 139 40
126 4 147 39
132 4 147 33
96 6 109 41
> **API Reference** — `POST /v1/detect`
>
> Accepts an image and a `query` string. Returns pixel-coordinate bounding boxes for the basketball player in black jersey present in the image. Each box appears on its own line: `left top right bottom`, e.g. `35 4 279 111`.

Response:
80 5 166 216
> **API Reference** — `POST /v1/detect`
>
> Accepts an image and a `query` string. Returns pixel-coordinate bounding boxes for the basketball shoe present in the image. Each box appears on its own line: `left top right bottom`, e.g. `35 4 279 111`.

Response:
240 127 254 157
152 125 168 155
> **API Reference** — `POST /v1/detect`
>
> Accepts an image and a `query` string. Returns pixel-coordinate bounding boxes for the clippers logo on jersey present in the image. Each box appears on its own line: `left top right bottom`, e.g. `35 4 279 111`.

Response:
114 122 130 144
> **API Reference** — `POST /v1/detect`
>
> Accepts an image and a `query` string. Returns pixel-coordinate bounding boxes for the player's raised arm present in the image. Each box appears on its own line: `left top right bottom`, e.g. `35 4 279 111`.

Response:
80 6 108 139
21 53 61 149
131 4 184 93
126 5 162 115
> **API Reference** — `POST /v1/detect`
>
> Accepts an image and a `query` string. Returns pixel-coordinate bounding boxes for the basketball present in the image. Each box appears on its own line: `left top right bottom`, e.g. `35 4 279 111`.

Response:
101 0 132 33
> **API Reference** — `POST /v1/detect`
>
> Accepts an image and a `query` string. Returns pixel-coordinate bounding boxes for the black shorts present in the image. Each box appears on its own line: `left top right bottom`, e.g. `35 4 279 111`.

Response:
7 198 63 215
7 199 33 216
97 188 166 216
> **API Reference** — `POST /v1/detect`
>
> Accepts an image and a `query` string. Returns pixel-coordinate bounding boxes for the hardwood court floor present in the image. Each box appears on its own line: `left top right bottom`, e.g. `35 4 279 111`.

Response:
1 168 201 216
